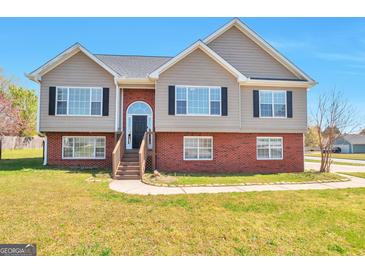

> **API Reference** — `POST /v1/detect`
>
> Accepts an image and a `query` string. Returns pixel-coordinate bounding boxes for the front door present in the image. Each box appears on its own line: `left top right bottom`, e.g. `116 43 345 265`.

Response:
132 115 147 149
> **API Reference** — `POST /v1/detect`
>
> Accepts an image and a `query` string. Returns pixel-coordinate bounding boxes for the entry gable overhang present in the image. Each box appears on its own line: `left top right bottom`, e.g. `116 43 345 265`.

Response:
149 40 248 82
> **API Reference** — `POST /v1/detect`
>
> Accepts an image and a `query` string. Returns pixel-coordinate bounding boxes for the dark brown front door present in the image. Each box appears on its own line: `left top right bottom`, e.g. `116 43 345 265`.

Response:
132 115 147 149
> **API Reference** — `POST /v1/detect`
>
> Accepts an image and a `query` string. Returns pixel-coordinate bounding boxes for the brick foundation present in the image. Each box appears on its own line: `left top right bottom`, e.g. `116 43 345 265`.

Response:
156 132 304 173
46 132 115 168
123 89 155 131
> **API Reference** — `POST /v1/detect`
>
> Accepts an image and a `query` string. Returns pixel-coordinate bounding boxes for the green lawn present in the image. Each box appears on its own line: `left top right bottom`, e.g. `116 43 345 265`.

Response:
306 153 365 161
341 173 365 179
143 171 345 186
1 149 365 255
2 148 43 159
305 159 365 166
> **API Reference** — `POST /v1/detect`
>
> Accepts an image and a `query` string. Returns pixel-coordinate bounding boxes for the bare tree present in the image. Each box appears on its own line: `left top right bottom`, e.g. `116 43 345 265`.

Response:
311 90 360 172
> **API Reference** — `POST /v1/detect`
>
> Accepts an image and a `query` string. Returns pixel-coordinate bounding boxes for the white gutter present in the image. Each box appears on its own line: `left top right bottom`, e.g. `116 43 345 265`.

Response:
117 77 154 84
240 79 316 88
43 136 47 165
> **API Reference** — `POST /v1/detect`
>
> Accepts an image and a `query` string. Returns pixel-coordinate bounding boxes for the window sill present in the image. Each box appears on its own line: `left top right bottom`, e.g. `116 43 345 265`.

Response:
62 157 106 160
256 158 283 161
257 116 288 119
175 114 222 117
183 159 213 161
54 115 103 117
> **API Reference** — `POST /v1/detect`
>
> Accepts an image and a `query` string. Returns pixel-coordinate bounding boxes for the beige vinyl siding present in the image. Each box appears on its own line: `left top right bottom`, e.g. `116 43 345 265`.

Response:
155 48 240 132
39 51 116 132
240 86 307 133
208 26 300 80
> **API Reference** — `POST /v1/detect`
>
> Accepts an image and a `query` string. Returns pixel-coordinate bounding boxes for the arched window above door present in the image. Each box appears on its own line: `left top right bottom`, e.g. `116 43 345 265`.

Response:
127 101 152 115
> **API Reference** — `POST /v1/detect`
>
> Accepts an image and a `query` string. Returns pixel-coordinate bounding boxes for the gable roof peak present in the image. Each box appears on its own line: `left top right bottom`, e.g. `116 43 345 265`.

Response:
204 18 316 84
27 42 119 83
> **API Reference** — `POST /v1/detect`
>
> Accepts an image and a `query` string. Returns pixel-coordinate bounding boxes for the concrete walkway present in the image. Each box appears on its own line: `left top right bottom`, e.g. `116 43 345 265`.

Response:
109 174 365 196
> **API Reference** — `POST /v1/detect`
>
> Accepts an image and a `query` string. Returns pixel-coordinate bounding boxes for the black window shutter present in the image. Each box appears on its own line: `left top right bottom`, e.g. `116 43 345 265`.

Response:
49 86 56 115
253 90 259 117
221 87 228 116
102 88 109 116
287 90 293 118
168 85 175 115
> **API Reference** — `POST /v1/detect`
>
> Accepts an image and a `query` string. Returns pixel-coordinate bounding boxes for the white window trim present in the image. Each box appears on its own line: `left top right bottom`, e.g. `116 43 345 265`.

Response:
258 90 287 119
62 136 106 160
256 137 284 160
55 86 103 117
175 85 222 117
183 136 213 161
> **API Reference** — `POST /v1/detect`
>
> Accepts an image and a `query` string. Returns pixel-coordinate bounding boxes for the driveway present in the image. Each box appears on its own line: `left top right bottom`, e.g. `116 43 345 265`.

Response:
305 156 365 165
305 161 365 172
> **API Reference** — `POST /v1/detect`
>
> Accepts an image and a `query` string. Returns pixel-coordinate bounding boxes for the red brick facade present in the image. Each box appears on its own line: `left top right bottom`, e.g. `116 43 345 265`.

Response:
156 132 304 173
122 89 155 131
46 131 303 173
46 132 115 168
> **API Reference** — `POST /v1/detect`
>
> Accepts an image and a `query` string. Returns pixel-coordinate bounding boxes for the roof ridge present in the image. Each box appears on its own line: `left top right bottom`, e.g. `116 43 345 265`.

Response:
95 53 173 58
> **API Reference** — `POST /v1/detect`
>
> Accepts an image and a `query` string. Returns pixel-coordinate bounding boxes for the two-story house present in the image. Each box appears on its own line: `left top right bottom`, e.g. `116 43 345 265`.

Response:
27 18 316 179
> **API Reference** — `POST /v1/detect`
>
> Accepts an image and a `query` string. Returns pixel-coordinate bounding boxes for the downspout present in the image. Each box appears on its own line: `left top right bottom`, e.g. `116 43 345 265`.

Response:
36 89 41 133
121 88 124 132
35 77 41 133
43 136 47 165
114 78 119 133
238 82 242 129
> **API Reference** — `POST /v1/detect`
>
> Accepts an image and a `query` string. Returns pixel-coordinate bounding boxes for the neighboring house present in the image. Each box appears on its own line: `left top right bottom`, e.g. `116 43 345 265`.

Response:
27 18 316 179
334 135 365 153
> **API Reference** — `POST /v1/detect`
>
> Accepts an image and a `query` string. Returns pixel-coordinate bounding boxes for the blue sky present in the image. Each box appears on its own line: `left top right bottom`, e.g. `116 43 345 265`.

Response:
1 17 364 119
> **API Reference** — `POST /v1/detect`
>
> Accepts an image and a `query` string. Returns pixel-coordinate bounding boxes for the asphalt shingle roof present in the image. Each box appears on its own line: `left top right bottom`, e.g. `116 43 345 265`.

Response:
342 134 365 145
95 54 172 78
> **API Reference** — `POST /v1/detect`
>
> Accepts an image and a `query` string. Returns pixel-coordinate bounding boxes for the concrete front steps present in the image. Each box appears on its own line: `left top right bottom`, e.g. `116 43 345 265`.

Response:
114 150 140 180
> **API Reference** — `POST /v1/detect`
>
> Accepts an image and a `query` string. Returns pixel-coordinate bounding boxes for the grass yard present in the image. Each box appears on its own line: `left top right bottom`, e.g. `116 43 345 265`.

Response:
143 171 344 186
305 159 365 166
1 149 365 255
306 153 365 161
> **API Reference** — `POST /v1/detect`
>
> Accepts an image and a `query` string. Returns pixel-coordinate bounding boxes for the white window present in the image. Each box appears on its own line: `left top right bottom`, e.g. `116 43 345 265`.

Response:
257 137 283 160
259 90 286 118
56 87 102 116
176 86 221 116
56 88 68 115
184 136 213 160
62 136 106 159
